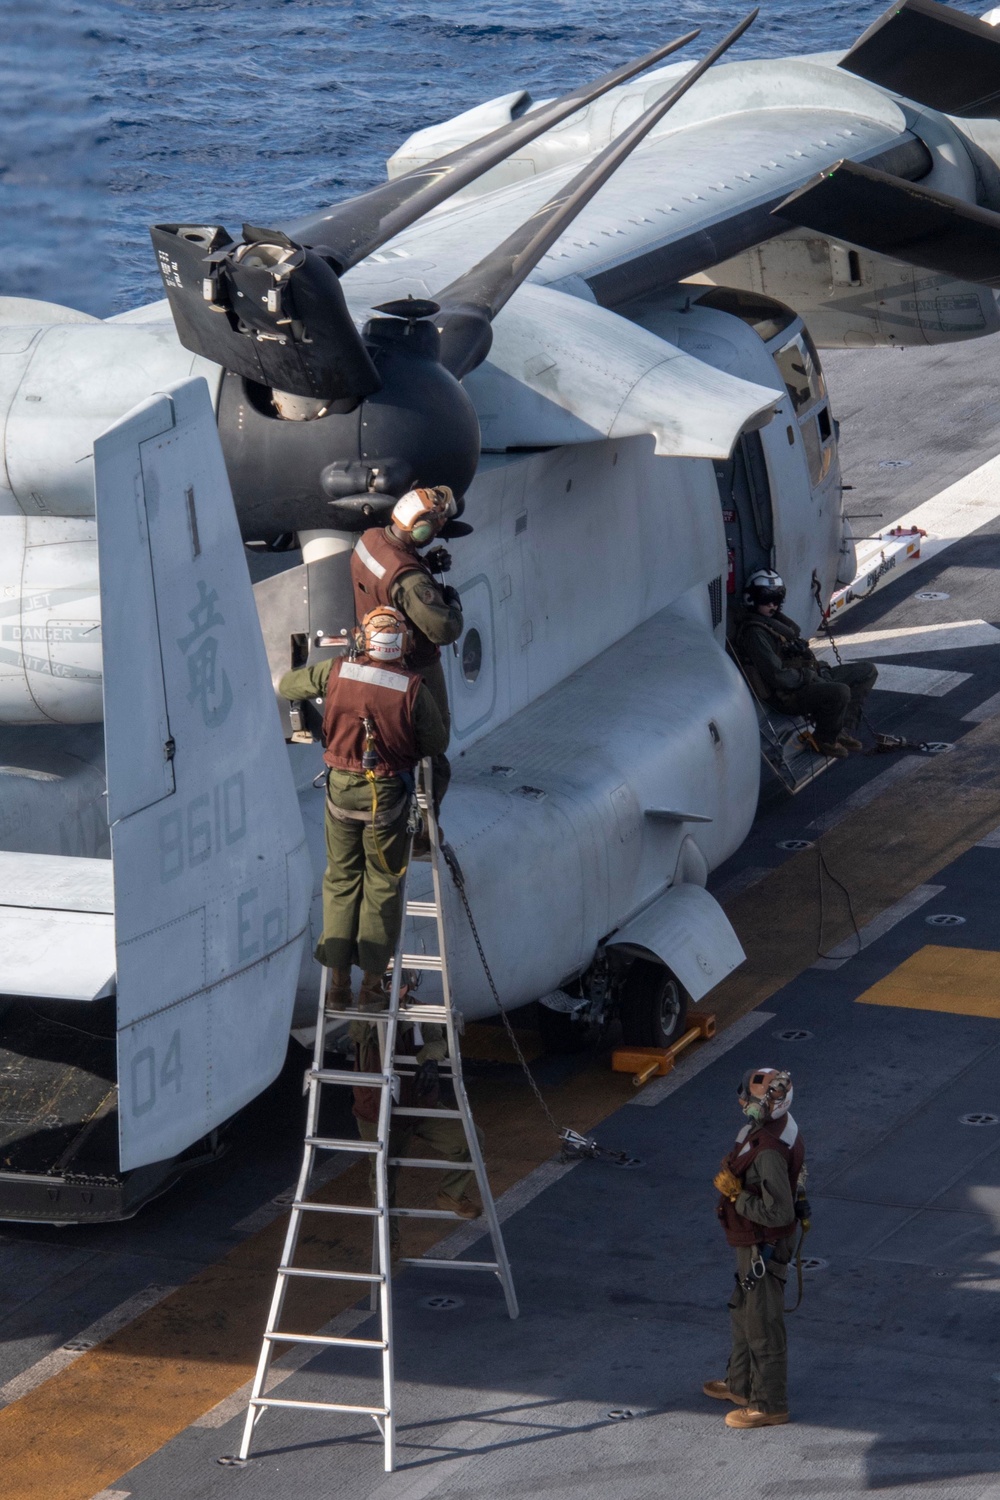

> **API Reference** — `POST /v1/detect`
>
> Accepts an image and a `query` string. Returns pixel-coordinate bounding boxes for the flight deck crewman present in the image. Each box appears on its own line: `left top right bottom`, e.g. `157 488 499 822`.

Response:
704 1067 807 1429
735 570 877 759
278 607 447 1013
351 486 465 804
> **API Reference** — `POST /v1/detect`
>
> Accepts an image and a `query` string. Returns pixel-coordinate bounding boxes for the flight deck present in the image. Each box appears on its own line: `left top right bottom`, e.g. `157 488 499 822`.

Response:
2 336 1000 1498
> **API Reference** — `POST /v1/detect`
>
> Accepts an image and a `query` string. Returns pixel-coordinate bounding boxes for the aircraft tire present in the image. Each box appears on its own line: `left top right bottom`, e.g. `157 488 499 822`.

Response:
619 959 689 1049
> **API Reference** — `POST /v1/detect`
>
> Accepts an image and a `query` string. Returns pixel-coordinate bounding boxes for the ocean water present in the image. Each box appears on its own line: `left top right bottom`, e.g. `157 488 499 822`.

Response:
0 0 988 317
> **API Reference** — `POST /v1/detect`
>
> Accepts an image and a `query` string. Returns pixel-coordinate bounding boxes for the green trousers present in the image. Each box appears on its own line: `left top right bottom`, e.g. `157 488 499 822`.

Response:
725 1240 794 1413
420 657 451 805
316 785 410 975
780 661 878 741
357 1113 482 1204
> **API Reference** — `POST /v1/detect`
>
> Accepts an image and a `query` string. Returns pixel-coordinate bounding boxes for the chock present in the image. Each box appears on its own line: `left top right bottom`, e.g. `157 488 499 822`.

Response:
612 1012 717 1089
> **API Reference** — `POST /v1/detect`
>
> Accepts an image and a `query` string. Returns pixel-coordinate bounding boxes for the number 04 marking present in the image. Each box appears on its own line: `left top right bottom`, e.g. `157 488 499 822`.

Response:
130 1030 184 1115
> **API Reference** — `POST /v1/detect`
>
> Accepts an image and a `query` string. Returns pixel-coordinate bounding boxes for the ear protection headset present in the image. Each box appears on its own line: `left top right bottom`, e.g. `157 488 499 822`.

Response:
391 485 457 546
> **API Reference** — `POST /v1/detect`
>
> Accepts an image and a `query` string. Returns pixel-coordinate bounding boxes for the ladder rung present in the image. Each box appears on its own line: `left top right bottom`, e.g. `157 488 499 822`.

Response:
390 1107 462 1119
310 1068 389 1087
399 1258 499 1271
390 1206 467 1219
264 1332 387 1350
292 1201 381 1218
279 1267 384 1284
405 901 437 916
387 1156 466 1169
390 954 444 971
250 1396 389 1417
306 1135 380 1154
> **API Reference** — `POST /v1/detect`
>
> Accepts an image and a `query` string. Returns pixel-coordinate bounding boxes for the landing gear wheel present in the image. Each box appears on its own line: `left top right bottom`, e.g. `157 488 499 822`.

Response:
619 959 688 1048
536 1002 598 1055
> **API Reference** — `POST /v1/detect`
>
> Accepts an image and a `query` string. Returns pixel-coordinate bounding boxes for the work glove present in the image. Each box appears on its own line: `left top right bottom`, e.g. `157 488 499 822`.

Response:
424 545 452 575
713 1167 741 1202
414 1057 440 1098
441 583 462 610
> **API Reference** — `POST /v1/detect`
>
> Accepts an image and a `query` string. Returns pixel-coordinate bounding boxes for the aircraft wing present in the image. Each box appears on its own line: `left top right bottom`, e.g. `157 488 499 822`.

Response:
94 378 313 1171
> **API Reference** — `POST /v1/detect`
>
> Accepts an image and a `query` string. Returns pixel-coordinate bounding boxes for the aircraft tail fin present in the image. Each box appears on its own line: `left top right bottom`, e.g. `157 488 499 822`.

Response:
840 0 1000 119
94 377 313 1171
775 158 1000 289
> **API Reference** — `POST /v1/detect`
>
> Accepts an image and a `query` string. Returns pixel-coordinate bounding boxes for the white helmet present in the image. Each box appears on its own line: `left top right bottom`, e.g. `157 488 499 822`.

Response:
361 607 412 663
738 1067 793 1123
743 569 786 608
391 485 457 546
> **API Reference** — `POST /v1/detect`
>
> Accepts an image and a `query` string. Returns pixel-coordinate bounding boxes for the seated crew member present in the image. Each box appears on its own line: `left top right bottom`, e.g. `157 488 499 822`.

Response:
735 570 877 758
278 607 447 1013
351 486 465 804
705 1067 808 1429
352 1015 483 1236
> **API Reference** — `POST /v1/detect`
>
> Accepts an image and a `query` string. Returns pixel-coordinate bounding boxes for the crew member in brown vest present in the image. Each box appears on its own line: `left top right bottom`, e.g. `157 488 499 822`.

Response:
279 607 448 1012
704 1067 806 1428
735 569 877 758
351 485 465 805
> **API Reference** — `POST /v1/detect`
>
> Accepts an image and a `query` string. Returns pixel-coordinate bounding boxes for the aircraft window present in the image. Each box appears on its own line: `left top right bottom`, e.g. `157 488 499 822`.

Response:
462 628 482 684
801 413 833 486
773 331 827 414
817 404 833 443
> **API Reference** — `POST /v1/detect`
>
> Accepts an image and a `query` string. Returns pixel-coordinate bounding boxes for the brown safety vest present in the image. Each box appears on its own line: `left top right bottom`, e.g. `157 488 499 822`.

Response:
321 656 422 776
717 1116 805 1248
351 527 440 669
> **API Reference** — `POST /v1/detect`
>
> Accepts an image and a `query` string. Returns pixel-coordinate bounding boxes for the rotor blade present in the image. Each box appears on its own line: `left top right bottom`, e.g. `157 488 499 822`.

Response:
774 158 1000 287
839 0 1000 119
284 31 700 272
432 11 758 378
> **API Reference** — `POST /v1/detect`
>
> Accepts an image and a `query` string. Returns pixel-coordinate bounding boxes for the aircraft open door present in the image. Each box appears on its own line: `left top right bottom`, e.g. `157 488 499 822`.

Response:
95 378 312 1172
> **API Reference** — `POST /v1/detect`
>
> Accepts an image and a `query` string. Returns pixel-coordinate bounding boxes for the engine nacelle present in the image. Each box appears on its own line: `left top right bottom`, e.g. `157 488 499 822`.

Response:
0 517 102 724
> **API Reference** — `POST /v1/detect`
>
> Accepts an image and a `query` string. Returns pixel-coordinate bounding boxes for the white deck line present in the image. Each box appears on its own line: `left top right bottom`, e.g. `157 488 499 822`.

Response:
814 619 1000 660
0 1284 177 1409
811 884 945 970
964 689 1000 724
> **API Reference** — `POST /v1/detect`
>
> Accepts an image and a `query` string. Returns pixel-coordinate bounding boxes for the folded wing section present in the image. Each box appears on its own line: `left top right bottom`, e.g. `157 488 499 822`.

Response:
839 0 1000 119
94 378 313 1171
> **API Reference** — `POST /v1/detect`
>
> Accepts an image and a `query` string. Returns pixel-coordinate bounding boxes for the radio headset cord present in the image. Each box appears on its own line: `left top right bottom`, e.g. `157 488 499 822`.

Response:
438 840 638 1167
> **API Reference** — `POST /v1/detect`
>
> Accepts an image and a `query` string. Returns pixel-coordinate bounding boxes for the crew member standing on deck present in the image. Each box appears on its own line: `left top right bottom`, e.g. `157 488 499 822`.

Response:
703 1067 806 1429
278 607 447 1013
735 570 877 758
351 486 465 807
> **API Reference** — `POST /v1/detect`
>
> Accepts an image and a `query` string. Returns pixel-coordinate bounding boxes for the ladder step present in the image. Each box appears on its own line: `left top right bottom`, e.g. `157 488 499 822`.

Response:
387 1157 468 1169
390 1107 462 1119
405 900 437 917
292 1201 381 1218
250 1396 389 1417
390 1206 468 1219
310 1068 389 1088
399 1258 500 1272
264 1332 387 1351
279 1267 384 1284
389 954 444 972
306 1135 380 1154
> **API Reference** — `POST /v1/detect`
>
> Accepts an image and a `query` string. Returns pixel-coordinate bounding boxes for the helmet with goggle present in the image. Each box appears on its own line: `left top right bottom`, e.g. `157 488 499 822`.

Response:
391 485 457 547
738 1066 793 1124
744 569 786 609
361 606 413 664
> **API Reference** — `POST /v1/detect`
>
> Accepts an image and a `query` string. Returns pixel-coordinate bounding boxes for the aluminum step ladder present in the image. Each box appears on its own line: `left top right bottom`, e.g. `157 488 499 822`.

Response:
236 758 517 1473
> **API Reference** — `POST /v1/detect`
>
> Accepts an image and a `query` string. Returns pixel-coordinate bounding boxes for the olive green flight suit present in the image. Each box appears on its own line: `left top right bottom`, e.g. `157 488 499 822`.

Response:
726 1146 796 1414
278 659 448 974
392 568 463 802
736 610 877 742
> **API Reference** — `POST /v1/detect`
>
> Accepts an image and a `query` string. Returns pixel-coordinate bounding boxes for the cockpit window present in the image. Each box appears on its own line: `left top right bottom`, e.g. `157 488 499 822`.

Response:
773 330 827 414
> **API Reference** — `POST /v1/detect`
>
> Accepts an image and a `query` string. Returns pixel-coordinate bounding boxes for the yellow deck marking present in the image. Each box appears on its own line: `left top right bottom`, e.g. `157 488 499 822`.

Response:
8 711 1000 1500
855 945 1000 1017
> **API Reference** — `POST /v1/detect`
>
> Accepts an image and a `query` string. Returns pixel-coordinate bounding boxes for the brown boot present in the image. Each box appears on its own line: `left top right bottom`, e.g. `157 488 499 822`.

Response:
724 1407 790 1429
325 968 352 1013
358 972 389 1012
702 1380 749 1407
837 731 863 752
436 1190 482 1220
801 731 847 759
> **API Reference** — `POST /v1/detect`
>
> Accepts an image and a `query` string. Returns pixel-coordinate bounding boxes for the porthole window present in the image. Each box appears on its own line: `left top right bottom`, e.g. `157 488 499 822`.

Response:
461 628 482 684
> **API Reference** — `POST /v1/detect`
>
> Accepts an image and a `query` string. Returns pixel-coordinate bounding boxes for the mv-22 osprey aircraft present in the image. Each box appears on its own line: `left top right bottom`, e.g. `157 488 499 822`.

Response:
2 0 1000 1219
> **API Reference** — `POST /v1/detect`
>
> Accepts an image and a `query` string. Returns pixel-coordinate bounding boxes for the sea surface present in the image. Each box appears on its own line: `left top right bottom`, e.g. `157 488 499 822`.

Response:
0 0 989 317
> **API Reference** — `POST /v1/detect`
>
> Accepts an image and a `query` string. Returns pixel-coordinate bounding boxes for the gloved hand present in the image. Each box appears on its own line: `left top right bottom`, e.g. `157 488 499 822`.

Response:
442 583 462 610
714 1167 741 1201
424 545 452 575
414 1057 440 1098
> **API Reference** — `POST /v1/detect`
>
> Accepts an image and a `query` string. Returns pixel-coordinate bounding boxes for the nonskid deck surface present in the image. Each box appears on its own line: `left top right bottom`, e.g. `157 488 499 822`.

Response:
4 338 1000 1498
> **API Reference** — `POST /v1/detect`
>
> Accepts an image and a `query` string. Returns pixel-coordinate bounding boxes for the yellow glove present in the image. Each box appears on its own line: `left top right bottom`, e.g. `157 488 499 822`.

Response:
714 1167 741 1201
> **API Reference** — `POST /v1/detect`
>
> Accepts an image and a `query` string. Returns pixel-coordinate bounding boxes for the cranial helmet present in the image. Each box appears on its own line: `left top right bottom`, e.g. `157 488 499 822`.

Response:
738 1067 793 1124
391 485 457 547
744 569 786 609
362 606 412 664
